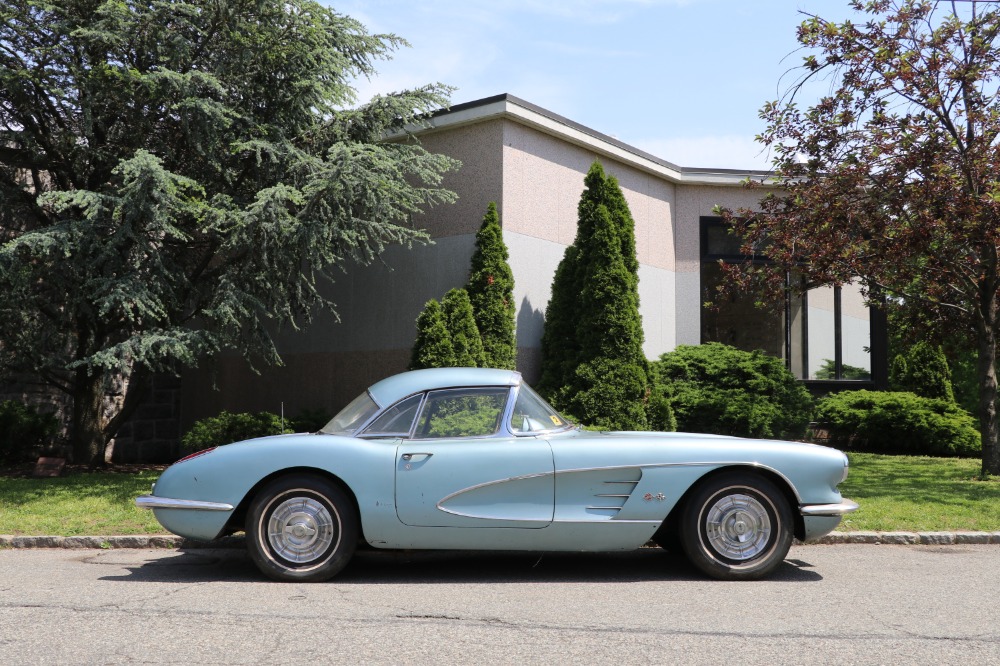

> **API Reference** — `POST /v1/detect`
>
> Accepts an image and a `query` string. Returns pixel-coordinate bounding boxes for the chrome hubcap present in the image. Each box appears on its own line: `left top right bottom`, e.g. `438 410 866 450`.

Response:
267 496 337 564
704 492 772 561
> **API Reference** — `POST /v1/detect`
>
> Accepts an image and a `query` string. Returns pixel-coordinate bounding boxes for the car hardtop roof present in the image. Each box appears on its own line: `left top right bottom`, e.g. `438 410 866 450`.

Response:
367 367 523 407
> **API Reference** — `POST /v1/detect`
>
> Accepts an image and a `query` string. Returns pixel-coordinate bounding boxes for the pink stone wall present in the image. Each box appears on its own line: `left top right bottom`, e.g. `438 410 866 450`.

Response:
413 120 506 237
501 122 676 271
179 118 772 425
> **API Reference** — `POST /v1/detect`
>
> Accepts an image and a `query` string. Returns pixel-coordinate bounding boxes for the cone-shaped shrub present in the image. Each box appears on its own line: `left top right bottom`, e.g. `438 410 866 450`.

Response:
536 244 581 397
467 202 516 369
409 299 455 370
540 162 649 429
890 341 955 403
442 288 486 367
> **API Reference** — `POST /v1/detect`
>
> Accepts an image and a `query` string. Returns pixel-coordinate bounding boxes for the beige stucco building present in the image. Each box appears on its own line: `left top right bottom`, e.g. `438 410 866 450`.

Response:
176 94 885 439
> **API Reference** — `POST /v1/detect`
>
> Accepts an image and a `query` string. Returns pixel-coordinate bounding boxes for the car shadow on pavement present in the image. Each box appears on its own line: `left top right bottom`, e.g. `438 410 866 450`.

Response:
98 547 823 584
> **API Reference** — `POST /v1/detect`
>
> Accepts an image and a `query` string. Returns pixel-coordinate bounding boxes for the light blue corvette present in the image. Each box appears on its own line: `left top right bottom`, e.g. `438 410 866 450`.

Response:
136 367 857 582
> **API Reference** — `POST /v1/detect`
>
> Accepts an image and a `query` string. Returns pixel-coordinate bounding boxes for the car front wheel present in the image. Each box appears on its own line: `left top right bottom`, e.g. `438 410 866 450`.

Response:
246 474 357 582
679 471 793 581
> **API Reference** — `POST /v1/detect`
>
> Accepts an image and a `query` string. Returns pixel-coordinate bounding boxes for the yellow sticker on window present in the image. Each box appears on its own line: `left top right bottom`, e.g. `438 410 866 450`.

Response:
550 416 562 425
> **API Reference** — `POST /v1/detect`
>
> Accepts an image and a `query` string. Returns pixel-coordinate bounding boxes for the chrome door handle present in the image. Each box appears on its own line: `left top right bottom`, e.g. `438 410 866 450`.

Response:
401 453 433 461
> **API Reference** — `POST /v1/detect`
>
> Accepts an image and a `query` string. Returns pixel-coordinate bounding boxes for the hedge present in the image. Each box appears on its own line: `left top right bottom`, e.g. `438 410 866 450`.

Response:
815 390 980 457
651 343 814 440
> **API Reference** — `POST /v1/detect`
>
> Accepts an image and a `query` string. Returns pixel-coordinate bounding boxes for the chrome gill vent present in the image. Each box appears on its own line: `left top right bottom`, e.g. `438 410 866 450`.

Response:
586 479 639 516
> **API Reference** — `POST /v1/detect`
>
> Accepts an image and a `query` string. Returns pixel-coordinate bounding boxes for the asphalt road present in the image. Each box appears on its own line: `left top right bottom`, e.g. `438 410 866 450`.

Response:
1 544 997 665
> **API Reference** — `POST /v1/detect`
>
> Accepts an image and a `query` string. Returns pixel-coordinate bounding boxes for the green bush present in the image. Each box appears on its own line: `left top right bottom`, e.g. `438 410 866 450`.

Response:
651 343 814 439
646 385 677 432
815 390 980 457
562 357 650 431
181 411 292 453
467 202 517 370
539 162 650 430
289 408 333 433
890 341 955 402
0 401 60 464
814 359 871 380
409 298 455 370
442 288 486 367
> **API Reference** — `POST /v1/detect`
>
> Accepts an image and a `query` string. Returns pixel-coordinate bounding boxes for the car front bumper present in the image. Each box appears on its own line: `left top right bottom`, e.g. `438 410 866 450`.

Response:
135 495 235 512
799 499 859 541
799 499 860 517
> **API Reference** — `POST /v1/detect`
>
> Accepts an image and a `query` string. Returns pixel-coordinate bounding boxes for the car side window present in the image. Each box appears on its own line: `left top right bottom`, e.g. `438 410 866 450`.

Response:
413 387 509 439
362 393 424 437
510 383 570 434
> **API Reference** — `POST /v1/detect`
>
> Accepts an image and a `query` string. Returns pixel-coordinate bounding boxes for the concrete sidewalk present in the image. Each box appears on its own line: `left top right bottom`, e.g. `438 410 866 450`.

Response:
2 532 999 549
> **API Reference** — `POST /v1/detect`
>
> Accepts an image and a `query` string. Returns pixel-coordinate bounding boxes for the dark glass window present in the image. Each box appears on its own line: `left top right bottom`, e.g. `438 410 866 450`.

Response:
700 217 882 384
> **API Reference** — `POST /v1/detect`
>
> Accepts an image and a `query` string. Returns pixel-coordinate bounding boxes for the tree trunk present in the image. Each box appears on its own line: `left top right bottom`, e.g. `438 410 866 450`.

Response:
977 321 1000 476
71 370 107 466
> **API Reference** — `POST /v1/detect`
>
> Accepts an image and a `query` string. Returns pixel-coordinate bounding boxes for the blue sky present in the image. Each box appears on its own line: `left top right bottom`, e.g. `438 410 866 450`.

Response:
327 0 861 170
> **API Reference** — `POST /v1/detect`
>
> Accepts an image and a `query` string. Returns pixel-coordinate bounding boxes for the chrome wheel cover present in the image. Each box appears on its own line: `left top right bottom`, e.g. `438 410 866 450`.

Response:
703 491 772 562
266 494 339 565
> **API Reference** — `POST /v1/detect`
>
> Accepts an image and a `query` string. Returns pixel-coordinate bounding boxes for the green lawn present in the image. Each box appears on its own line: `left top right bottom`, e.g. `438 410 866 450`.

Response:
839 453 1000 532
0 470 163 536
0 454 998 536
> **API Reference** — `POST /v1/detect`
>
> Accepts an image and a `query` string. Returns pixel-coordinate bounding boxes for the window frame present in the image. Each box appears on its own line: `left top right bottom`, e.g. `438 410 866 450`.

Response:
699 216 888 388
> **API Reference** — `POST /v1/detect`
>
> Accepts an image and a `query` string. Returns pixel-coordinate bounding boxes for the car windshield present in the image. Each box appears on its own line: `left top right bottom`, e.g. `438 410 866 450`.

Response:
320 391 380 435
511 384 572 434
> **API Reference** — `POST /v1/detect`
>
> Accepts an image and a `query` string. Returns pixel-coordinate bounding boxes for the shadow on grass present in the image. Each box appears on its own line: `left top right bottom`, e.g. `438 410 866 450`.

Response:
0 471 160 507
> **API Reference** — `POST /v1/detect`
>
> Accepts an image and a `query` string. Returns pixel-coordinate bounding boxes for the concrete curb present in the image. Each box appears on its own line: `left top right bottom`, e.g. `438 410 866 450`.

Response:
2 532 1000 549
0 534 246 549
813 531 1000 545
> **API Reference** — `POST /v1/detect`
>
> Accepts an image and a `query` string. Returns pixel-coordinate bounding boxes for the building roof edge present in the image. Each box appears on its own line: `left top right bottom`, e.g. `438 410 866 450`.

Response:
419 93 777 187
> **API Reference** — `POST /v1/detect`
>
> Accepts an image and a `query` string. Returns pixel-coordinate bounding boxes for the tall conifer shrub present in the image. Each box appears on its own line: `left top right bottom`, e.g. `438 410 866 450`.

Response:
890 341 956 403
442 289 486 367
467 202 516 369
539 162 650 430
409 299 455 370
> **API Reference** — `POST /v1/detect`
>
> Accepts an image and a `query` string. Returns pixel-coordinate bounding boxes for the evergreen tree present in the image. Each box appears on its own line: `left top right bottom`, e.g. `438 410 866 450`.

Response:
536 244 581 396
539 162 649 429
408 299 455 370
442 289 486 367
890 341 956 403
0 1 458 463
467 202 516 369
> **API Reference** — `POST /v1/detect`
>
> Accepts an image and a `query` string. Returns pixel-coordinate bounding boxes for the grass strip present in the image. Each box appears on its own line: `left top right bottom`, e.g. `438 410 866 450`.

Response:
0 454 997 536
0 470 163 536
839 453 1000 532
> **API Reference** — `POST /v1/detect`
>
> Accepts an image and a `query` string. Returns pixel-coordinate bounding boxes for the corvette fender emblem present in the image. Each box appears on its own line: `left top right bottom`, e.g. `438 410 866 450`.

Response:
643 493 666 502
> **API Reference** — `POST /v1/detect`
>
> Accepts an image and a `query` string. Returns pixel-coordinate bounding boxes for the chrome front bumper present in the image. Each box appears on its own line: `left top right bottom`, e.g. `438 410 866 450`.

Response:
799 499 860 517
135 495 234 512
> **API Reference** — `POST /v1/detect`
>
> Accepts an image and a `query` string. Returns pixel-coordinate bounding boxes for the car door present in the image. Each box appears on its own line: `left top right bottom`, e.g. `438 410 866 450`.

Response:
394 386 555 528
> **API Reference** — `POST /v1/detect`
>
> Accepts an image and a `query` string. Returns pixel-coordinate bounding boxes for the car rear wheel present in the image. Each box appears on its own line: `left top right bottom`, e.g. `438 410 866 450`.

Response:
679 471 793 581
246 474 357 582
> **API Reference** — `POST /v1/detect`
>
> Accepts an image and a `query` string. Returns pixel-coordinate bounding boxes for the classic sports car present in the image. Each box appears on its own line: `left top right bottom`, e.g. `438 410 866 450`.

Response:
136 367 857 582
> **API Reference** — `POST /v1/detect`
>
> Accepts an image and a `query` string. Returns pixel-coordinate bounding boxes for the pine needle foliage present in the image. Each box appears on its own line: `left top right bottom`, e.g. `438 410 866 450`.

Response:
0 0 459 463
442 288 486 368
539 162 649 430
409 299 455 370
467 202 516 370
890 341 956 404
